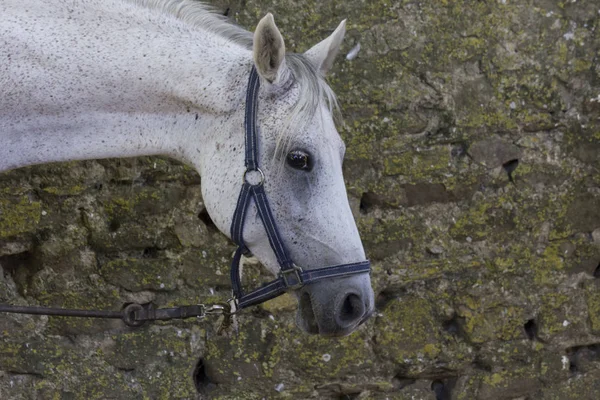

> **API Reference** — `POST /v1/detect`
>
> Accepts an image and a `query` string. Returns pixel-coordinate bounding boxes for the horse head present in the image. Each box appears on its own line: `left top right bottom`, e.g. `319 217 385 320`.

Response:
200 14 374 336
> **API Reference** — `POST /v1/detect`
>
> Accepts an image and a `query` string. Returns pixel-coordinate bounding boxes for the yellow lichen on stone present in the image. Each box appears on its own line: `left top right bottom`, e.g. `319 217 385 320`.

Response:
261 293 297 313
0 196 41 238
375 297 441 362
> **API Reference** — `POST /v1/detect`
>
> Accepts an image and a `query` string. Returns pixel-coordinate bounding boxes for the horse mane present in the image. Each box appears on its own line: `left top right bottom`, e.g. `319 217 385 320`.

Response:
130 0 254 48
130 0 339 154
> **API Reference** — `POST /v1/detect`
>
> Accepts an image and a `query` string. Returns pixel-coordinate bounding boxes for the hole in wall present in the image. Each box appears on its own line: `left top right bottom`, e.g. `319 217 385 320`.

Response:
566 344 600 376
451 142 468 158
0 251 40 296
193 358 217 394
593 262 600 278
443 318 459 334
359 192 377 214
431 380 450 400
524 319 538 340
502 159 519 183
0 252 33 278
569 361 578 373
142 247 159 258
442 314 465 336
198 207 218 232
108 220 121 232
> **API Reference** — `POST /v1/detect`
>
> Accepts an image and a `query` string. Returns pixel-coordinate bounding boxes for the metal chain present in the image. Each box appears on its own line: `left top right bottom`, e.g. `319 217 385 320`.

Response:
0 301 233 327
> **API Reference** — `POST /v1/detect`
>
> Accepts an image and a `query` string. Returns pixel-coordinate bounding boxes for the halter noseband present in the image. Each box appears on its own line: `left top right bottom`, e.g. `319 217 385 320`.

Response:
229 67 371 310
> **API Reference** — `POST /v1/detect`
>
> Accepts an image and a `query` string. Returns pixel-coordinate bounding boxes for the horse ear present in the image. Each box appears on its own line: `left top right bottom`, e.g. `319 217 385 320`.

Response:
253 13 286 83
304 20 346 75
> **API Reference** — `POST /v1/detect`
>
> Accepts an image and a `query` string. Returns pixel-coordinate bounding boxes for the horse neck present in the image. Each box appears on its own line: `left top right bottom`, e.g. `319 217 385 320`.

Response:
0 0 251 172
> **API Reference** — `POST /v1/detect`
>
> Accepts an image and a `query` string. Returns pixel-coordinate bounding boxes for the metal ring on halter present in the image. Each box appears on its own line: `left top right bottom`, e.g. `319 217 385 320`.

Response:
243 168 265 186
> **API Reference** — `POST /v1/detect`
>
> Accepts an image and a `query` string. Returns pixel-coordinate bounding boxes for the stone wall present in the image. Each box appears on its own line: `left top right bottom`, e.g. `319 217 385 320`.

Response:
1 0 599 399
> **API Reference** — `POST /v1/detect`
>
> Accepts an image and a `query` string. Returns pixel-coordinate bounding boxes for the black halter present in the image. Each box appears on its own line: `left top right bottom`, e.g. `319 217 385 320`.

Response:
229 67 371 310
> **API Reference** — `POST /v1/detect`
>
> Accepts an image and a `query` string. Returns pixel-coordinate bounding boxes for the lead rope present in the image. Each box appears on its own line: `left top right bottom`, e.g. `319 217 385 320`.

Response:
0 302 232 328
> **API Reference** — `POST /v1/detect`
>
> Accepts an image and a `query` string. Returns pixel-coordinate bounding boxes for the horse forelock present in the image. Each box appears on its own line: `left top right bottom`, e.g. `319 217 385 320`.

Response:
275 54 340 159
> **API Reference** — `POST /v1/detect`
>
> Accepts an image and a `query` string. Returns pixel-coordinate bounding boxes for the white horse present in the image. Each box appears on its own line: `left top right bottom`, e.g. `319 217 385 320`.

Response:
0 0 374 336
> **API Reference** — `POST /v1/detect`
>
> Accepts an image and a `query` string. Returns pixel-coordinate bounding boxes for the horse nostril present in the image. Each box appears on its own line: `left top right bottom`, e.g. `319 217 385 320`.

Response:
337 293 365 326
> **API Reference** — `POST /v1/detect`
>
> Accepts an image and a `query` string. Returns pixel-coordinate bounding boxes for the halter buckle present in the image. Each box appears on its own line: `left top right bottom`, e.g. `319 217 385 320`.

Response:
279 264 304 290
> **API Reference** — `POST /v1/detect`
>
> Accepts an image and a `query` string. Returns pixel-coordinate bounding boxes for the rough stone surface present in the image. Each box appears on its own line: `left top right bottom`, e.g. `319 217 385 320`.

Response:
1 0 600 399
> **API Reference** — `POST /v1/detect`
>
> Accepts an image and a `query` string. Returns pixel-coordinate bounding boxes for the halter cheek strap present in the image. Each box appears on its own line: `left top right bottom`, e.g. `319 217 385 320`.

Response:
229 67 371 310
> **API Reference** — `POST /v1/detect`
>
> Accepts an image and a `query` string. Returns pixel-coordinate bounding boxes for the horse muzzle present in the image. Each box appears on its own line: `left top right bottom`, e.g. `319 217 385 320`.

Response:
296 274 374 336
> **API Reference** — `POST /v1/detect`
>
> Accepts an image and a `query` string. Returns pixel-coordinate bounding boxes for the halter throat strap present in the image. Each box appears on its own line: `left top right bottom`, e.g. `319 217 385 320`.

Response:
229 66 371 310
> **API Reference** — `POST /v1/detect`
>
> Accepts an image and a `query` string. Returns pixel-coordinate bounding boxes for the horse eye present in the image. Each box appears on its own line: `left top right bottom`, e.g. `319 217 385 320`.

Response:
286 150 312 171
